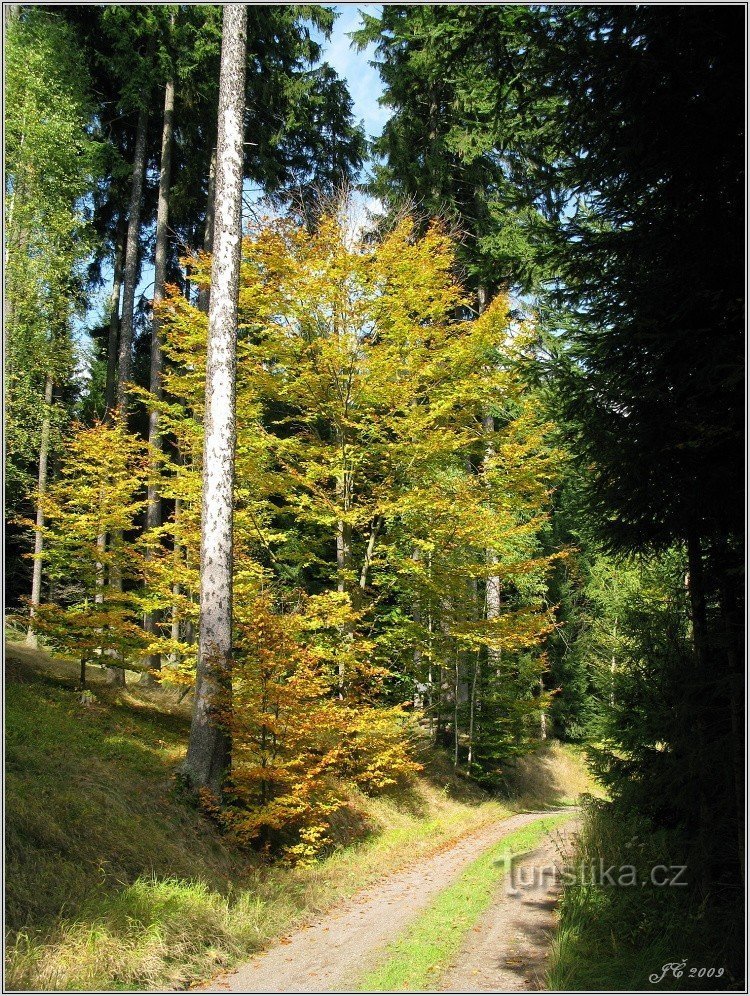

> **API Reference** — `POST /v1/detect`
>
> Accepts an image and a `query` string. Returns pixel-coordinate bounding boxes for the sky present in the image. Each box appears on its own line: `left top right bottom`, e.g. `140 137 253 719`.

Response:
79 5 388 352
317 4 388 143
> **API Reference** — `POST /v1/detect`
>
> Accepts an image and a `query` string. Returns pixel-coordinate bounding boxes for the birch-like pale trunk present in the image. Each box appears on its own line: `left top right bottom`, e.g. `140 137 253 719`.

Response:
26 375 54 647
115 106 148 413
478 285 503 672
142 77 175 685
104 220 126 416
182 4 247 795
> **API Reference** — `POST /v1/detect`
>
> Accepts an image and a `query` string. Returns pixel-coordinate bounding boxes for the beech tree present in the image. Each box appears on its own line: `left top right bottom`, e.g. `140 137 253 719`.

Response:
22 419 148 686
181 3 247 795
145 205 559 780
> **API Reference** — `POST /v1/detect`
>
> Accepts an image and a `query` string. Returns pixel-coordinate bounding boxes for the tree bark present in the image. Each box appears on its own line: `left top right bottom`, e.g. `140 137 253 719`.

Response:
335 451 351 693
104 219 126 416
170 497 183 667
358 516 381 591
411 547 423 703
25 375 54 647
109 106 147 686
116 106 148 414
182 4 247 796
97 221 126 655
198 147 217 314
479 286 503 675
686 528 712 894
466 650 480 775
141 76 175 685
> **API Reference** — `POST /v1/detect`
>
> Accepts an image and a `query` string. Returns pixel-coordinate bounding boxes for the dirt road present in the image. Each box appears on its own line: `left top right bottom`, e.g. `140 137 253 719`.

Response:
438 820 578 991
196 809 574 993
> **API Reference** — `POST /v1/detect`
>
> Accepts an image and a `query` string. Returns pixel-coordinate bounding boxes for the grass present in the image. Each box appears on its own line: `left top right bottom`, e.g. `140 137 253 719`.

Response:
5 638 590 991
502 739 604 807
357 812 573 991
546 799 745 991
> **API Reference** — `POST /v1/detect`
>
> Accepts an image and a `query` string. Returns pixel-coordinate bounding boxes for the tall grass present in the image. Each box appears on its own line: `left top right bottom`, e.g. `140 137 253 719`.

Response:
4 646 510 990
6 641 592 991
547 798 744 991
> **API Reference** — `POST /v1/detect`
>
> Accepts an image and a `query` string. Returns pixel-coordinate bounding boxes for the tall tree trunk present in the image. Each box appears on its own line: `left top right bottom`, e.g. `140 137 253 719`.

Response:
198 147 217 314
453 647 461 768
104 219 126 416
479 285 503 674
170 497 183 667
116 106 148 413
466 650 480 775
108 107 147 686
539 674 547 739
335 452 351 694
686 528 712 894
25 375 53 647
358 516 381 592
411 548 423 705
141 76 175 686
97 223 126 657
182 3 247 796
97 221 127 659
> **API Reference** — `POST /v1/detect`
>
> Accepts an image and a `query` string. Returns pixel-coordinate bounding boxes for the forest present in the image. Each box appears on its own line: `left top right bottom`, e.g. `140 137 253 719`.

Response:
4 4 745 992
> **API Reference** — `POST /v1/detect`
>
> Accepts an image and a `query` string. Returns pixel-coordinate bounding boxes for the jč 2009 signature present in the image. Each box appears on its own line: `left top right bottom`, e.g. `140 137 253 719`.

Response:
650 961 724 984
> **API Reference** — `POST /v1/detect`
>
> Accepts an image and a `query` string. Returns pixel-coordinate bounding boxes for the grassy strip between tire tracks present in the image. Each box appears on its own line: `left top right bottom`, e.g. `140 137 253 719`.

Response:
357 812 573 991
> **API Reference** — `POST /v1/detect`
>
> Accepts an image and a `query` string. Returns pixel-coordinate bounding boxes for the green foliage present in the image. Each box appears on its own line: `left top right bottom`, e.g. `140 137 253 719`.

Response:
4 7 102 500
143 209 559 784
548 799 744 990
354 4 556 294
538 6 743 551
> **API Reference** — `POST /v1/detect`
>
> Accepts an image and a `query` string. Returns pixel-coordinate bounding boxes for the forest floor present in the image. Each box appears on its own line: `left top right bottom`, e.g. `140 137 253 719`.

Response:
197 812 578 992
4 636 592 992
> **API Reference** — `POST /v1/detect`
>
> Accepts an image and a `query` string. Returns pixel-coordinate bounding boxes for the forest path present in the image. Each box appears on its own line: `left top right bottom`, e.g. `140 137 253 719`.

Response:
195 809 573 993
437 819 579 992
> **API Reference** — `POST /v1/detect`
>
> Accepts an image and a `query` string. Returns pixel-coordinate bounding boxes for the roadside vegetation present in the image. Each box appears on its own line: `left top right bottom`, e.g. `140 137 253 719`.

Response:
5 5 743 990
548 800 744 992
5 640 585 992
